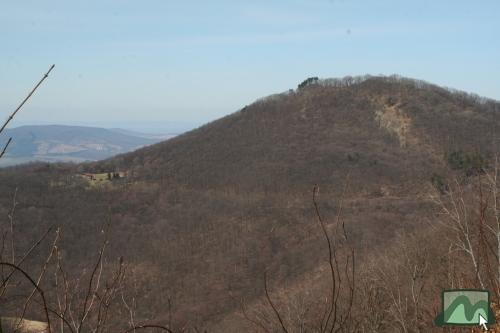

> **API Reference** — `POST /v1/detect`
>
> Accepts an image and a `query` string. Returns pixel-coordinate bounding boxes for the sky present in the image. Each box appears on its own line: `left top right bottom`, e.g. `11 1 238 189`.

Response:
1 0 499 132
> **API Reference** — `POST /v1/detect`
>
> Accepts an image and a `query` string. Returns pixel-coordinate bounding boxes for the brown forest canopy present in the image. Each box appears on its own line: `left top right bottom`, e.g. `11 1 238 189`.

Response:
1 75 500 331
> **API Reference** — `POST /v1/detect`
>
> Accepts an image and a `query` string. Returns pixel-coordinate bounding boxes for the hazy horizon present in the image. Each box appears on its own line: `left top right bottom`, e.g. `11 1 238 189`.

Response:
8 120 201 134
2 0 500 127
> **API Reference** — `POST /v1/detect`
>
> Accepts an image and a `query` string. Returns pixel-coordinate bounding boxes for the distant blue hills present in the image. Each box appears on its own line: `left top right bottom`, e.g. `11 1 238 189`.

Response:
0 125 175 166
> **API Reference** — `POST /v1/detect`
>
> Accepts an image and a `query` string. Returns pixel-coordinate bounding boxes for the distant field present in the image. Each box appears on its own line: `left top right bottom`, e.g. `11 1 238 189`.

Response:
0 317 48 333
79 171 127 187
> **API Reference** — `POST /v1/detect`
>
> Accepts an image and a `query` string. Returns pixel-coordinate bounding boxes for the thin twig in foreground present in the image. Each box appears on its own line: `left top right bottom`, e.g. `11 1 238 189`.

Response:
0 64 55 134
0 137 12 159
264 271 289 333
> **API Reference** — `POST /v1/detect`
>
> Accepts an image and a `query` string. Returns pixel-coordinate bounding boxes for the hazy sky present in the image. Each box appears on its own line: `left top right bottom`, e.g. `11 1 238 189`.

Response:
1 0 499 130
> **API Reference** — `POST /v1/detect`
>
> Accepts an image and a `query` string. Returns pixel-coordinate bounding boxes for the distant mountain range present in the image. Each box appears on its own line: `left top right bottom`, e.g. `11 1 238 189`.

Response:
0 125 175 166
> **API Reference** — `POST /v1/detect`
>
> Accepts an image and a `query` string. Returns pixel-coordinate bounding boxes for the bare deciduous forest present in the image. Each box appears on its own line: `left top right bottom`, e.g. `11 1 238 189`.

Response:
2 74 500 332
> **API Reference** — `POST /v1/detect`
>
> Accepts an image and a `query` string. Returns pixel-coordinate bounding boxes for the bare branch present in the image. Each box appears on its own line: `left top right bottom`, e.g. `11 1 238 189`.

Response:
0 137 12 159
0 64 55 135
312 185 337 332
0 262 52 333
120 324 176 333
263 271 289 333
18 229 60 329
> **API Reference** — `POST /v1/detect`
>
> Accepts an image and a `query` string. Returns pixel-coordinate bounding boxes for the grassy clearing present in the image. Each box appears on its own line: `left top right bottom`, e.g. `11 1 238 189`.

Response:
79 172 127 188
1 317 48 333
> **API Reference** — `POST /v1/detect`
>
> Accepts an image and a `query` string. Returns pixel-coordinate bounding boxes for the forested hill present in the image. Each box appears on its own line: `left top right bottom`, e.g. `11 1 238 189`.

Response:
1 75 500 331
94 75 500 195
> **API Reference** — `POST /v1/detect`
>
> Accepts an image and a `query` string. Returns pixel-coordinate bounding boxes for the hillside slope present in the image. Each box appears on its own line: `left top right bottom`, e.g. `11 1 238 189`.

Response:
98 75 500 195
1 76 500 331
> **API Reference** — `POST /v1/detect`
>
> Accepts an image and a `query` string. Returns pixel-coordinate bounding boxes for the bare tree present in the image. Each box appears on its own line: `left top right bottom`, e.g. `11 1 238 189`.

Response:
372 234 432 333
1 223 177 333
430 166 500 301
431 178 486 289
243 182 356 333
482 157 500 297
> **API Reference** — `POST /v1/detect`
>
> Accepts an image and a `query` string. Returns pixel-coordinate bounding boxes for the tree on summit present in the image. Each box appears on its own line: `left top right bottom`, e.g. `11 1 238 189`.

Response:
298 77 319 89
